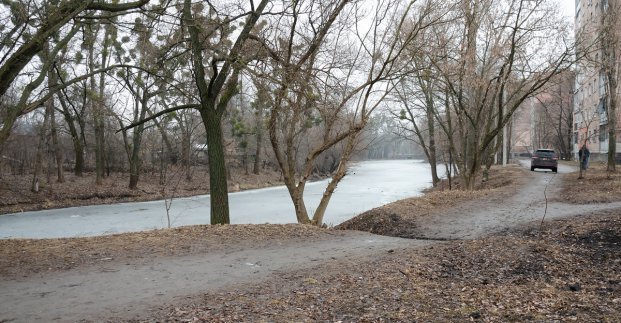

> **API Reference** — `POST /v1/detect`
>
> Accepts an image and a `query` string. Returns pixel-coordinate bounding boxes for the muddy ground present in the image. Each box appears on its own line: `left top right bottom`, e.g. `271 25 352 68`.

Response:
0 161 620 322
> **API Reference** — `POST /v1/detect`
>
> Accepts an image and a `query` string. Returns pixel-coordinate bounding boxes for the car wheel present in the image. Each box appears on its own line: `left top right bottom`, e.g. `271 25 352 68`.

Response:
530 166 535 171
552 167 557 173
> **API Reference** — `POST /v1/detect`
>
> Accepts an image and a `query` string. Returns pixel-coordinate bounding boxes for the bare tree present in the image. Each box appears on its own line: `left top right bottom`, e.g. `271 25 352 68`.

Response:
532 71 575 160
392 70 442 187
255 0 442 225
430 0 575 189
599 0 619 172
0 0 150 151
576 106 600 179
182 0 270 224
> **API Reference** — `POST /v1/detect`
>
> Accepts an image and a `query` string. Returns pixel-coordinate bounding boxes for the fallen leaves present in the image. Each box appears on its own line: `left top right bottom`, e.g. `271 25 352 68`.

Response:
336 165 527 237
130 211 621 322
0 165 285 214
557 162 621 204
0 224 333 278
1 163 620 321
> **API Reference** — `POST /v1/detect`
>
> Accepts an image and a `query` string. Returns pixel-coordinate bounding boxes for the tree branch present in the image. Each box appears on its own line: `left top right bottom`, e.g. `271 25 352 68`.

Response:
116 104 200 133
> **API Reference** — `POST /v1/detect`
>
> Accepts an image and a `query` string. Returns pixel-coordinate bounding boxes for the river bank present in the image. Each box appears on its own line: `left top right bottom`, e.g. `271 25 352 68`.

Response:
0 160 438 238
1 162 620 322
0 165 286 215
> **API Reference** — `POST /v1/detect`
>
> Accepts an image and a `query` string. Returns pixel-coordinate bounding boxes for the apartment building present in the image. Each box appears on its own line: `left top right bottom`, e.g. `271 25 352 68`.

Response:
573 0 621 161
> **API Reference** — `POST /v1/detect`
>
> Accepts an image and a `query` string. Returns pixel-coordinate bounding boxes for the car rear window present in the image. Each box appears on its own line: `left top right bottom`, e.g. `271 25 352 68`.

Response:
535 150 555 157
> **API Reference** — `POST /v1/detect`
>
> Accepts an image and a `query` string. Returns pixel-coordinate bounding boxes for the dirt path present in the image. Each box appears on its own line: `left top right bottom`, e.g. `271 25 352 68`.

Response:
0 232 431 322
1 167 620 322
412 169 621 240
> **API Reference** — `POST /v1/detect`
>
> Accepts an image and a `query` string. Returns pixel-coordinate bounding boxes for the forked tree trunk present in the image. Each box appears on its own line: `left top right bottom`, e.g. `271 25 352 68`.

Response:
57 92 85 176
289 186 311 224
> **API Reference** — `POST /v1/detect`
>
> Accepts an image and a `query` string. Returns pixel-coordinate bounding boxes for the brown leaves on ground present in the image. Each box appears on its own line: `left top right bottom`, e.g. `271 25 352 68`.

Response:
0 224 332 278
3 162 620 321
337 165 526 237
0 165 284 214
557 162 621 204
139 210 621 322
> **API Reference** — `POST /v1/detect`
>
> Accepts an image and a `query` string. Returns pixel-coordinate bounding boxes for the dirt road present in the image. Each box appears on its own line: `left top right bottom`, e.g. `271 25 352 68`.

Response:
0 232 431 322
412 168 621 240
1 167 620 322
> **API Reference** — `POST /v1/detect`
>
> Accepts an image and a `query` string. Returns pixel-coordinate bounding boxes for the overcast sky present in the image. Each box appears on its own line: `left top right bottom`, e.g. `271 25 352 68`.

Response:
559 0 575 18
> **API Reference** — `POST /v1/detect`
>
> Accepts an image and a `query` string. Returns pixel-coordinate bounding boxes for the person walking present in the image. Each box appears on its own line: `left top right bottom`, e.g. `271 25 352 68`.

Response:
578 144 591 179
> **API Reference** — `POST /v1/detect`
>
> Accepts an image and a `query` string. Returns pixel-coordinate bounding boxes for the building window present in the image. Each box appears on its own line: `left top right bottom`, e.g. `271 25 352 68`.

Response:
600 126 607 141
599 70 607 96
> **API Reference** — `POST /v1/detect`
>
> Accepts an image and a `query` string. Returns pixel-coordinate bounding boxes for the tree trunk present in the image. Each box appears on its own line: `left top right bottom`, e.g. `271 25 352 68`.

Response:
290 187 311 224
159 140 167 185
312 136 356 226
202 109 230 225
47 69 65 183
243 134 249 175
180 126 192 181
93 103 105 184
151 112 175 164
128 138 142 189
57 92 84 176
86 25 105 185
128 92 148 189
31 108 50 192
462 135 480 190
602 0 618 172
426 99 440 186
128 151 141 189
607 74 617 172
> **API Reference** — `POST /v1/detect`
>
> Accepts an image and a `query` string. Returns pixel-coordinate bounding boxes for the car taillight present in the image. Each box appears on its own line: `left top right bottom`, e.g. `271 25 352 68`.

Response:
553 157 558 160
532 154 538 158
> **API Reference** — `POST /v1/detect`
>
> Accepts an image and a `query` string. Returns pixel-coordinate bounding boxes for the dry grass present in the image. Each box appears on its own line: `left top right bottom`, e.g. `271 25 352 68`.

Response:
337 164 527 235
556 162 621 204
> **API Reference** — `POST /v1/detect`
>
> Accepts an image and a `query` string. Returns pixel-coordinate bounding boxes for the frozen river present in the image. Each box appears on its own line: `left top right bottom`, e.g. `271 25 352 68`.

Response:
0 159 440 239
